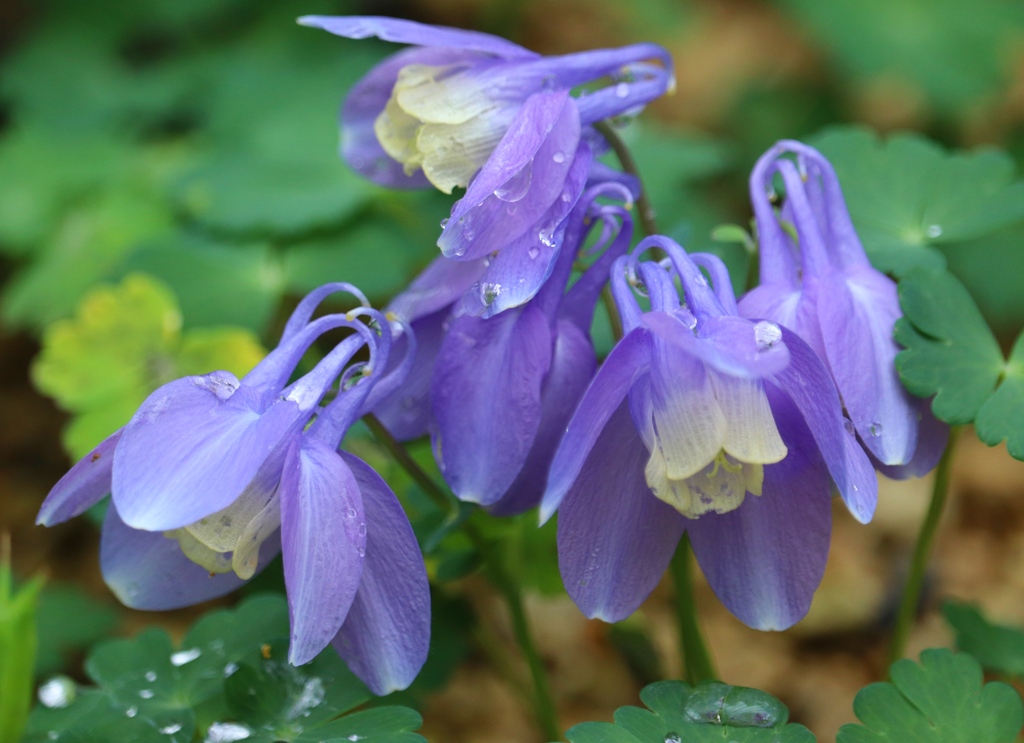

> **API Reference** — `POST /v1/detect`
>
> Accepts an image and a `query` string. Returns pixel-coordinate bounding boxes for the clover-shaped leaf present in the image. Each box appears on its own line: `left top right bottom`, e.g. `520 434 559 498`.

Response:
836 649 1023 743
809 127 1024 277
895 268 1024 458
565 680 814 743
25 595 425 743
943 602 1024 679
31 273 266 459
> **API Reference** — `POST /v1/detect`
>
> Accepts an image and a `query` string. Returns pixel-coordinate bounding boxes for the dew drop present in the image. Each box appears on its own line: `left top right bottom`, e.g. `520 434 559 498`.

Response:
538 224 558 248
664 734 681 743
440 217 450 229
160 723 183 735
754 321 782 350
358 523 367 537
494 162 533 202
348 736 364 742
552 151 566 164
843 418 856 436
615 82 629 98
139 689 155 699
145 671 157 683
346 507 357 519
506 203 517 215
528 247 540 260
48 733 59 741
205 722 251 743
481 282 503 307
926 224 942 238
126 706 139 718
170 648 201 667
869 422 883 437
223 662 239 678
38 677 75 709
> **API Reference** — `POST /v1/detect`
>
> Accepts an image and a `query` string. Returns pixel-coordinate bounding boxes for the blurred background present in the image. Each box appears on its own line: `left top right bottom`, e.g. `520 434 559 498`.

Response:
4 0 1024 740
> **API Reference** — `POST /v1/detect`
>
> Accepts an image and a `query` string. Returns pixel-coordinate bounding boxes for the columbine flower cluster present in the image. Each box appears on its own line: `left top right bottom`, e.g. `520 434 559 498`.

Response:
38 15 945 696
38 285 429 695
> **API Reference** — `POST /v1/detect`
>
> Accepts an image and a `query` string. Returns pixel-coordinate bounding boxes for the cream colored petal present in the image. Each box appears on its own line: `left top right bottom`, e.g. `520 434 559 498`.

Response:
709 372 787 465
231 496 281 580
417 112 513 193
744 462 765 496
652 367 727 481
395 65 495 125
165 529 232 574
184 482 276 553
645 445 699 517
374 96 423 171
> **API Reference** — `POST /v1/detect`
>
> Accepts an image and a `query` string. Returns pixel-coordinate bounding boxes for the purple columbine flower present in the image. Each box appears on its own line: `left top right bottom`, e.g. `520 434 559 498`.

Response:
377 183 635 514
299 15 672 297
540 238 877 630
741 141 948 477
36 285 430 695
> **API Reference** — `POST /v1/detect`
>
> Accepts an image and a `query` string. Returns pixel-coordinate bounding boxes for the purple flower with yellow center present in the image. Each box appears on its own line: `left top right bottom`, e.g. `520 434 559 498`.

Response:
36 285 429 695
540 238 877 630
300 15 672 307
741 141 948 477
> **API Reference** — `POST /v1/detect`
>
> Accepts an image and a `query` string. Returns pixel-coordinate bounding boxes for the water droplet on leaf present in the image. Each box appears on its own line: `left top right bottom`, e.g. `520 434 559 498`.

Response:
170 648 201 667
38 677 76 709
926 224 942 238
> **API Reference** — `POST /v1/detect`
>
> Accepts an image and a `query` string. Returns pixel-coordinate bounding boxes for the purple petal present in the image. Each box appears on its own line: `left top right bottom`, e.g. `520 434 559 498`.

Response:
100 505 278 610
490 319 596 516
333 454 430 695
766 327 877 523
872 397 949 479
37 429 121 526
281 439 366 666
817 265 919 466
387 256 487 323
432 305 553 505
112 375 304 532
574 66 674 125
687 387 831 630
558 403 685 621
641 312 790 379
540 327 652 522
372 312 446 441
438 91 581 260
458 142 592 318
298 15 538 59
340 47 490 189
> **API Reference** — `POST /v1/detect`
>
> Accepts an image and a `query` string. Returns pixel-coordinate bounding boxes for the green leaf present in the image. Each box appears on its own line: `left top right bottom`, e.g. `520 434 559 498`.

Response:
895 268 1024 457
775 0 1024 113
809 127 1024 276
26 595 424 743
565 680 814 743
31 274 265 458
836 648 1023 743
943 602 1024 678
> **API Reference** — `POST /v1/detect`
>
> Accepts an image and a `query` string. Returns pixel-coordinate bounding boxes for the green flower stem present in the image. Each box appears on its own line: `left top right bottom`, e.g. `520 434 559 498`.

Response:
888 427 960 667
670 535 717 684
363 414 560 741
594 120 658 237
601 284 624 342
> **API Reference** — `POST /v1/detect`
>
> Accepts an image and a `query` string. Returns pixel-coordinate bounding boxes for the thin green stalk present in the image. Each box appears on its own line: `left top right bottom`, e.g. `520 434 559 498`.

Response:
601 284 624 342
593 121 659 237
363 414 560 741
670 535 716 684
888 427 960 666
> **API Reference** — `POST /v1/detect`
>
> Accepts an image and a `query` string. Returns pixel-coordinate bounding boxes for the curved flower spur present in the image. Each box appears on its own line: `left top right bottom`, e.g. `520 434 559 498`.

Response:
741 141 949 478
36 284 430 695
300 15 673 297
541 238 877 631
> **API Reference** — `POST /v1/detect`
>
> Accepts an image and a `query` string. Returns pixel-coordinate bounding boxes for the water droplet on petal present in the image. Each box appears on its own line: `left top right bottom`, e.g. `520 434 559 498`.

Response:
358 523 367 537
926 224 942 238
754 321 782 350
528 247 540 260
494 162 533 202
869 422 883 437
843 418 856 436
481 283 503 307
346 507 357 519
615 82 629 98
440 217 449 229
552 151 566 164
538 223 558 248
506 203 517 215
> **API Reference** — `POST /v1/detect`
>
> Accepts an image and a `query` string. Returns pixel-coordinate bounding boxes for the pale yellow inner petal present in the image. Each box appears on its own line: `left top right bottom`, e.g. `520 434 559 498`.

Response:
647 449 762 519
708 372 788 465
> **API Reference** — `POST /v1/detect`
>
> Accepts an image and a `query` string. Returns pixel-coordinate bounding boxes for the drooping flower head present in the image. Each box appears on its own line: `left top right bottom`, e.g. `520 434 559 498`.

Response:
542 237 877 630
741 141 948 477
300 15 672 305
37 284 429 695
374 181 637 516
